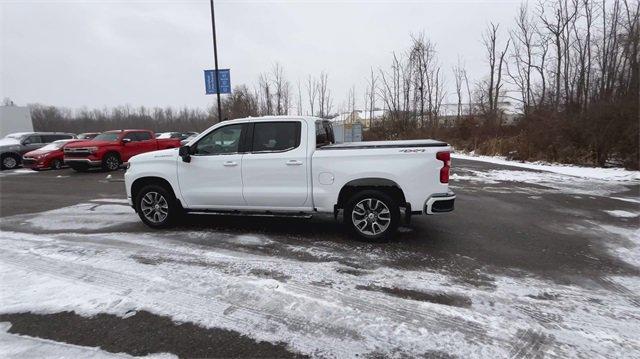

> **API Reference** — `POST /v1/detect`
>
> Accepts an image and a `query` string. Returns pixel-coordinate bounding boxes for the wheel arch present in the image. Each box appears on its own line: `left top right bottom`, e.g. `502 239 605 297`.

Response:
131 176 181 208
336 177 407 209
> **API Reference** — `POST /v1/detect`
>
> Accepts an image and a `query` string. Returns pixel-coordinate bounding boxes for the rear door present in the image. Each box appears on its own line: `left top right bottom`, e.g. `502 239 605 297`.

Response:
241 121 309 208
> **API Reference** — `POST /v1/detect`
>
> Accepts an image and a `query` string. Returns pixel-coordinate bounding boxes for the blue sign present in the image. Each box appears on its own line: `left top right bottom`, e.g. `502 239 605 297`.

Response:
204 69 231 94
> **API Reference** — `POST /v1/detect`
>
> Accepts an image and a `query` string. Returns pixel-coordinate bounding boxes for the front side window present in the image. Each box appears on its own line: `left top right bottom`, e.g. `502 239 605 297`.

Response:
94 132 120 142
252 122 300 152
193 124 243 155
23 135 42 145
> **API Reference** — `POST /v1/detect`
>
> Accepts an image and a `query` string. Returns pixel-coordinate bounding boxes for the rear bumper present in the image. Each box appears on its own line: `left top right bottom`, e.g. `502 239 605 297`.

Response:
424 191 456 214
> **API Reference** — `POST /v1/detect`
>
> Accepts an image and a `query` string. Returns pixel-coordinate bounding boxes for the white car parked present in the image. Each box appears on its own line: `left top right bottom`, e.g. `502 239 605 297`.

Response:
124 116 455 240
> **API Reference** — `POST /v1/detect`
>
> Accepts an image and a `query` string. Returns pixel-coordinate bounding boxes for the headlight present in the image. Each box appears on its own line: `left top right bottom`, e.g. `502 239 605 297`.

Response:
87 147 99 154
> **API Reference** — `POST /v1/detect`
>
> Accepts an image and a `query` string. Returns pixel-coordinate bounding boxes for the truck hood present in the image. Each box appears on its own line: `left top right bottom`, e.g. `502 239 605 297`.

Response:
130 147 178 163
64 140 115 148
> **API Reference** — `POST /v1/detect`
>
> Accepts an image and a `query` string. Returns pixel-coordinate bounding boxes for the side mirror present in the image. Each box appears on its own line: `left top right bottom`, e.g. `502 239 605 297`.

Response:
122 138 132 144
179 145 191 163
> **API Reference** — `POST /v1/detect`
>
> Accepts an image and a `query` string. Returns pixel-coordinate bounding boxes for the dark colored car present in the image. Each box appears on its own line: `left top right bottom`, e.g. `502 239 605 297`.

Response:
0 132 76 170
22 139 79 170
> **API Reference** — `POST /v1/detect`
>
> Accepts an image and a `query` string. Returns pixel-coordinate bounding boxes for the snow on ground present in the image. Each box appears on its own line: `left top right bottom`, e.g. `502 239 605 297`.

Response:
0 323 174 359
605 210 640 218
451 168 635 197
0 169 36 178
21 203 139 231
452 152 640 181
1 202 640 357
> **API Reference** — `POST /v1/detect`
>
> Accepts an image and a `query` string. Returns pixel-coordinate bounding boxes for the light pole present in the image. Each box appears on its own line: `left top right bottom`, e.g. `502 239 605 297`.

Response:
209 0 222 123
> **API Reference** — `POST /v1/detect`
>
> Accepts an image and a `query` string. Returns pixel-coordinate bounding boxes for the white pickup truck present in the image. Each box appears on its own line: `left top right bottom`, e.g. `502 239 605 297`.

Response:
124 116 455 240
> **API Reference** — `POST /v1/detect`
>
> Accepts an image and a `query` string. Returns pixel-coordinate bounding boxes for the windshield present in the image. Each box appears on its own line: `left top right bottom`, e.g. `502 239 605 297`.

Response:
93 132 120 142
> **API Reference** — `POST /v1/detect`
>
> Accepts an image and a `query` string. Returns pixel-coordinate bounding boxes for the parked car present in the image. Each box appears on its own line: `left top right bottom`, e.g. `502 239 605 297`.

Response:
0 132 75 170
124 116 455 240
77 132 100 140
64 129 182 172
22 139 78 170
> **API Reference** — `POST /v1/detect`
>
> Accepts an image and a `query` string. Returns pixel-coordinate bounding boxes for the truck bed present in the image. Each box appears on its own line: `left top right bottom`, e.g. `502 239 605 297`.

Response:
318 139 448 150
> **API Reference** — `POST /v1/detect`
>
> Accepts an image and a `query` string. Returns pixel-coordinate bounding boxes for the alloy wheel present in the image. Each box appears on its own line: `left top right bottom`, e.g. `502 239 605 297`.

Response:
2 156 17 169
140 191 169 223
351 198 391 236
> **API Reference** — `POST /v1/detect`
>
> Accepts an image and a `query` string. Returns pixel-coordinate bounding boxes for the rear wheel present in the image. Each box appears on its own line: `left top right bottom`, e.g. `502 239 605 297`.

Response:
135 184 179 228
344 190 400 241
102 153 121 171
1 154 20 170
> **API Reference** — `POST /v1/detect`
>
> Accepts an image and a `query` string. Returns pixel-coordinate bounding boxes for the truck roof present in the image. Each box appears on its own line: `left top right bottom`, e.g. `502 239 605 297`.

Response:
225 115 323 126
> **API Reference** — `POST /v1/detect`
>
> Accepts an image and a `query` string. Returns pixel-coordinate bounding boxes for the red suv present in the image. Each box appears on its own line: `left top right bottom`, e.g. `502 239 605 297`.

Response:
63 129 181 171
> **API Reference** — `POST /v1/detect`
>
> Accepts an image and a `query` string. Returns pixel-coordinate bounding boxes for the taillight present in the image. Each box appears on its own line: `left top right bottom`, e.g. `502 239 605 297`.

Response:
436 151 450 183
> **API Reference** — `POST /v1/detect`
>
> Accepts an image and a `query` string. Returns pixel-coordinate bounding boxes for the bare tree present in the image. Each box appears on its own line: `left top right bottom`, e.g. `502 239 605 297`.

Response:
483 23 510 115
306 75 318 116
317 71 333 118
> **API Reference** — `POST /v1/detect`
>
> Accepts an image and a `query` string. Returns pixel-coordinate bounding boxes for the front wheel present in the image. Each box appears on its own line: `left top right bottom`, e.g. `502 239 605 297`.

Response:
344 190 400 241
50 159 62 170
102 153 121 171
1 154 20 170
135 184 179 228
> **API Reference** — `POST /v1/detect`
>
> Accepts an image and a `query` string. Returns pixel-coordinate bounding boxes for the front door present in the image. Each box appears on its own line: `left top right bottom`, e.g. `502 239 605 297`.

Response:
242 121 309 208
177 124 246 208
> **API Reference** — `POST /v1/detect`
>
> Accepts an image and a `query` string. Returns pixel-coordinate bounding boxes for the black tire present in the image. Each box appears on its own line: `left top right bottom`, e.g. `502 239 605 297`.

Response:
102 153 121 171
344 189 400 241
135 184 179 228
1 154 20 170
50 159 62 170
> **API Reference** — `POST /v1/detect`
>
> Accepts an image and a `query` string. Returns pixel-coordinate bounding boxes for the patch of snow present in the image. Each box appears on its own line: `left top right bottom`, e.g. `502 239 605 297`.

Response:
453 152 640 182
611 197 640 204
604 210 640 218
91 198 130 204
0 169 36 177
452 168 634 196
21 203 138 231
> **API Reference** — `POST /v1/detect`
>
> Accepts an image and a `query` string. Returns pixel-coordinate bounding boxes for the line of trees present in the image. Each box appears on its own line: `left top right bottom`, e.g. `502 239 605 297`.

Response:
24 0 638 168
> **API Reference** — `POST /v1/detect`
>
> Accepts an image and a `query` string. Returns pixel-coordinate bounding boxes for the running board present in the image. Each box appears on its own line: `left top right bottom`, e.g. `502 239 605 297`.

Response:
186 210 313 219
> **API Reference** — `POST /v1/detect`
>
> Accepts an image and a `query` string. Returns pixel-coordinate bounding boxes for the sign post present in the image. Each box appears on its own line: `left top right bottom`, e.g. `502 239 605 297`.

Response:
209 0 222 122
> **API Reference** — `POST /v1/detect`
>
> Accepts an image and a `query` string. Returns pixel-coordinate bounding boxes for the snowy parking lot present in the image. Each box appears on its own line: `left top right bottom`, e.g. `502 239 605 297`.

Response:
1 156 639 358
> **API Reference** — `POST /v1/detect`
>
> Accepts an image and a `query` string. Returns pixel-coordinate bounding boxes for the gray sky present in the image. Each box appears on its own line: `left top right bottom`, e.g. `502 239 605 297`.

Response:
1 0 522 112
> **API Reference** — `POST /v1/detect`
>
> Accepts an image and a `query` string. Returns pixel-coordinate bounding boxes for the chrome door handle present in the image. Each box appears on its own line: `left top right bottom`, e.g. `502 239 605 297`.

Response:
223 161 237 167
286 160 303 166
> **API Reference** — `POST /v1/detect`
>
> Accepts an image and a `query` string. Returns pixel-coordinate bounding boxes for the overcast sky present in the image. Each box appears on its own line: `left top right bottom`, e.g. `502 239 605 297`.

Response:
1 0 523 112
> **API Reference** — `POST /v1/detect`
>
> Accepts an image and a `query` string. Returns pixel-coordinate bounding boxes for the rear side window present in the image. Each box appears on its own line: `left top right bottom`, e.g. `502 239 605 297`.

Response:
251 122 301 152
316 121 334 148
23 135 42 144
